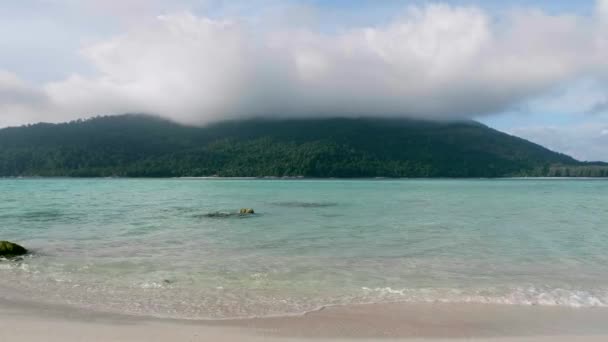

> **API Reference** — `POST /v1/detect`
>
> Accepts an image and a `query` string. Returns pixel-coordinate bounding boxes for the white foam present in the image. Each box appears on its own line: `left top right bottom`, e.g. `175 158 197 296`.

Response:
139 282 166 289
360 286 608 308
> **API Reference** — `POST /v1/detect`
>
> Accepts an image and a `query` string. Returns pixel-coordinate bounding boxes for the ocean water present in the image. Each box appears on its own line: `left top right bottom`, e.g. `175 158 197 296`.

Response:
0 178 607 319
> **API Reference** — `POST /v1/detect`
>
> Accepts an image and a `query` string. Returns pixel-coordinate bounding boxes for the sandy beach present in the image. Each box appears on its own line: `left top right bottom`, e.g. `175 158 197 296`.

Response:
3 0 608 337
1 296 608 341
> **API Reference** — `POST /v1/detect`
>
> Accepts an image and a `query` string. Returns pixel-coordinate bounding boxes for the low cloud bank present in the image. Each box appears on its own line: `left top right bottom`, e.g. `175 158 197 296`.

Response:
1 1 608 128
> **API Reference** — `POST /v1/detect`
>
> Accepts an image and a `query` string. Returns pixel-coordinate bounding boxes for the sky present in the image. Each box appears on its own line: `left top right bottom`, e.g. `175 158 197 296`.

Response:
0 0 607 161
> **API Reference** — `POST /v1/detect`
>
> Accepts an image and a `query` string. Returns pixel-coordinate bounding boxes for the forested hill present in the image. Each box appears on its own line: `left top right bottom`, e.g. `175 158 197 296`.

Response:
0 114 606 178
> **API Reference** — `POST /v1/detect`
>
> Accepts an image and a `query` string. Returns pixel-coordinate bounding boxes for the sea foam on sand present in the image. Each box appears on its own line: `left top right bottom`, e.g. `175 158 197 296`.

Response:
1 296 608 341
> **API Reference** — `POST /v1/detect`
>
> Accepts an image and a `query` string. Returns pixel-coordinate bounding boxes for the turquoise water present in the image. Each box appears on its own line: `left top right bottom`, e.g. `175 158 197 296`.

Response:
0 178 607 319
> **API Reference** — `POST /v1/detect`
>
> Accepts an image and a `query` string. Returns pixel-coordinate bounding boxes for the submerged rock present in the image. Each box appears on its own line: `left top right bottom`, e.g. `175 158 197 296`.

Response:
0 241 28 258
202 209 256 218
203 211 234 218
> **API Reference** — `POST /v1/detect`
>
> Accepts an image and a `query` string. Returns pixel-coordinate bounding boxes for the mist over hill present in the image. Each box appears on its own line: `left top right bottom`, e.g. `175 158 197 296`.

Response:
0 114 605 178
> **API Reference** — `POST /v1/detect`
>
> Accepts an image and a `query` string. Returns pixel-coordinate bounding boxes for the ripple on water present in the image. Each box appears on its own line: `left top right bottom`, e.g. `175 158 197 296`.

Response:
1 178 608 319
271 201 338 208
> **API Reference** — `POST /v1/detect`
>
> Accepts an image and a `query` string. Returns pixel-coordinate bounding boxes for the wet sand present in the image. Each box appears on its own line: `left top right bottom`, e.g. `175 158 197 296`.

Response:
1 297 608 341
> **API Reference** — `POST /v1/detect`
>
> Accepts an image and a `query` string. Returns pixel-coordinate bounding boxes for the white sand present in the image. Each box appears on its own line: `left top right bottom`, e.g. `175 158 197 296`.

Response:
1 297 607 341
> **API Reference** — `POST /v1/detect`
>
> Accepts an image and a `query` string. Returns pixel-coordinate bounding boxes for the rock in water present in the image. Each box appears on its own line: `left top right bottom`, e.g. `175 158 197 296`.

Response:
0 241 28 258
240 208 255 214
204 211 233 218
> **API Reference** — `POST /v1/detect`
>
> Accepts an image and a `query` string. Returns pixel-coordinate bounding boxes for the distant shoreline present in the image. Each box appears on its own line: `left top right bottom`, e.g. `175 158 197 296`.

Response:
2 176 608 180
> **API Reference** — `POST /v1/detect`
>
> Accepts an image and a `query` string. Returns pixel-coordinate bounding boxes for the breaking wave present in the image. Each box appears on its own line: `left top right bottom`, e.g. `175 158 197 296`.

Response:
360 286 608 308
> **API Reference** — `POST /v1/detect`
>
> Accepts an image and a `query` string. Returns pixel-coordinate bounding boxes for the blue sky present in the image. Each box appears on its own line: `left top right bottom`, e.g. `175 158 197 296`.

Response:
0 0 607 160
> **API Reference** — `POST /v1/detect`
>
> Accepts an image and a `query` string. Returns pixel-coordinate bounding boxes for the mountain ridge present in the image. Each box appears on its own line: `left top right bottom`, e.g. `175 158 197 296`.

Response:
0 114 606 178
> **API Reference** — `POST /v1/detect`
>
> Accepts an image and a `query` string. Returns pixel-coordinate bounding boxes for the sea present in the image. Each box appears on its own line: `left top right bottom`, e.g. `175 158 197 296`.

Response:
0 178 607 319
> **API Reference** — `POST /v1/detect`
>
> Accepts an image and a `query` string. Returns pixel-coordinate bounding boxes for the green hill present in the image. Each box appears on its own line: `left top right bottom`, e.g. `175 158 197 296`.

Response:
0 114 605 178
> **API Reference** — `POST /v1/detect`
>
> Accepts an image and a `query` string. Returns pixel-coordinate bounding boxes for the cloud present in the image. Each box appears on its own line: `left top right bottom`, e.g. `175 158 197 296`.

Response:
1 2 608 128
599 0 608 22
0 71 47 105
511 121 608 162
0 71 50 127
587 99 608 115
517 78 608 116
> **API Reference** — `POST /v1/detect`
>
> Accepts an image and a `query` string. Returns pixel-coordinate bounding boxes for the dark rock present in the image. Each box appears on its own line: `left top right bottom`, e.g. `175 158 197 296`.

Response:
0 241 28 258
203 211 233 218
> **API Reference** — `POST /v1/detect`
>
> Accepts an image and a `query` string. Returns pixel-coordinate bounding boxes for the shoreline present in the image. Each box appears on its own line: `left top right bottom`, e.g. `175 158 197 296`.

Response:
2 297 608 341
3 176 608 180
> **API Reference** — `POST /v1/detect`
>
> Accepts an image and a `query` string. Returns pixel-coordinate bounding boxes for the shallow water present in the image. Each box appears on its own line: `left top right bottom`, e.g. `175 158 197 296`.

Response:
0 178 607 319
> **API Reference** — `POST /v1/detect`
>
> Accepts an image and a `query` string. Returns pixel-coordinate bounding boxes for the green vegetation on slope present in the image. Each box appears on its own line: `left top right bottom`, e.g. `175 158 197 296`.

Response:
0 114 605 178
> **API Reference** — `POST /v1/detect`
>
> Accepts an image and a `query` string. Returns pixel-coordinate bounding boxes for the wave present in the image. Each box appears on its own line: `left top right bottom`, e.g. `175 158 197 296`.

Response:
2 256 607 320
1 277 607 321
360 286 608 308
0 209 75 223
138 281 173 289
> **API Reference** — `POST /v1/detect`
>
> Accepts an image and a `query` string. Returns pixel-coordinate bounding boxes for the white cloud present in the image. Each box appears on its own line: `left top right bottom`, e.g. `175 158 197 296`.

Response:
599 0 608 21
511 121 608 162
521 79 608 116
0 71 50 127
1 1 608 129
0 71 46 105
